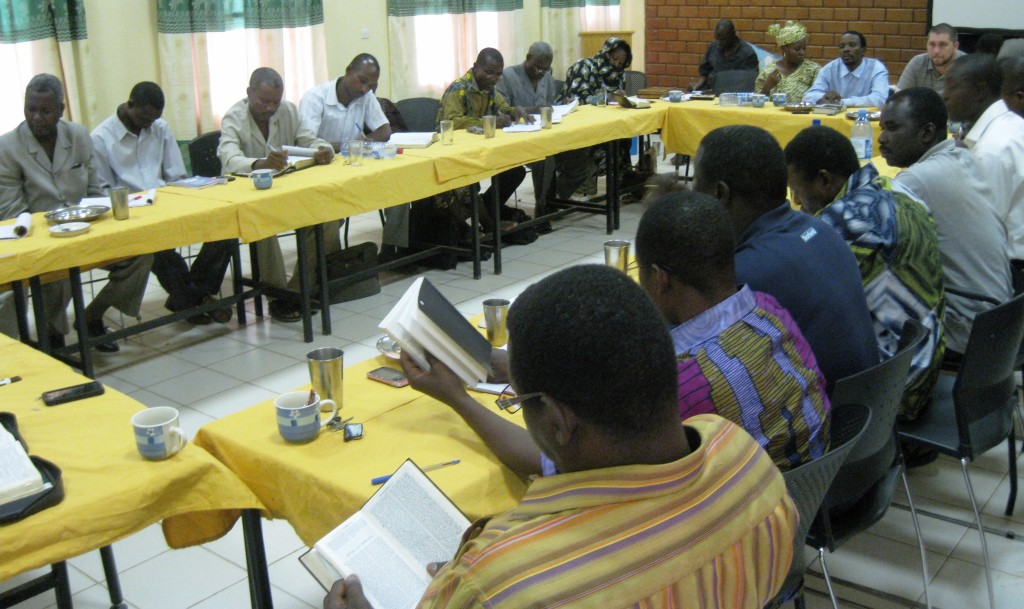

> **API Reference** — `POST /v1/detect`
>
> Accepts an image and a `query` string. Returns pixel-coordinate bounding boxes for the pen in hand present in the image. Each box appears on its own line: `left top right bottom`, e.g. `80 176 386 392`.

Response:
371 459 460 485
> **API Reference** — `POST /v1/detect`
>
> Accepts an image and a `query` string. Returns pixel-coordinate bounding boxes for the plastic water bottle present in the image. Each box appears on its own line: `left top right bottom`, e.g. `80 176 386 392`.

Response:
850 109 873 162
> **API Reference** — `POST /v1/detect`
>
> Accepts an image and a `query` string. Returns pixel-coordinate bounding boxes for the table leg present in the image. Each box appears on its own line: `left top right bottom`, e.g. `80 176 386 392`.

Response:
249 243 265 319
99 545 128 609
68 268 94 379
0 561 72 609
51 561 73 609
232 240 248 325
605 141 617 235
491 181 502 276
314 224 331 335
29 276 50 354
12 281 30 344
470 189 481 280
295 229 314 343
242 509 274 609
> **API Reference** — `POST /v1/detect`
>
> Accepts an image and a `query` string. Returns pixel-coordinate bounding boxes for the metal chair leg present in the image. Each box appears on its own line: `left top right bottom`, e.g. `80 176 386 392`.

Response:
961 458 996 609
817 547 840 609
1007 433 1018 516
901 469 932 609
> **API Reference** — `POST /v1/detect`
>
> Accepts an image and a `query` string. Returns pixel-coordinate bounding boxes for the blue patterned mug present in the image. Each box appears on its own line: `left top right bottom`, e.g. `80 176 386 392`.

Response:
275 391 338 443
132 406 187 460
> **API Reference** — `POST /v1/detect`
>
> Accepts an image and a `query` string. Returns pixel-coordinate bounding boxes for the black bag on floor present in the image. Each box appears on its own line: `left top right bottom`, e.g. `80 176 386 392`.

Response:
321 242 381 304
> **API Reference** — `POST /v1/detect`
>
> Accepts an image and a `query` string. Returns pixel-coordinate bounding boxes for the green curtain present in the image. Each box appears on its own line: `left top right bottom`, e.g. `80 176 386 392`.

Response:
387 1 523 18
0 0 87 43
156 0 323 34
540 0 618 7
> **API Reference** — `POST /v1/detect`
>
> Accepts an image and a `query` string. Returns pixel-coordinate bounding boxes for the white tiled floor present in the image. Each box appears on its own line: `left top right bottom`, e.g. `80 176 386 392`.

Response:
4 150 1023 609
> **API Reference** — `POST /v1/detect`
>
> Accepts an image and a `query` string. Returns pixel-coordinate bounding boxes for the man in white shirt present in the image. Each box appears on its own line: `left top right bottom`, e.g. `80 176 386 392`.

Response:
92 82 233 327
1002 55 1024 118
803 31 890 107
944 54 1024 261
300 54 408 261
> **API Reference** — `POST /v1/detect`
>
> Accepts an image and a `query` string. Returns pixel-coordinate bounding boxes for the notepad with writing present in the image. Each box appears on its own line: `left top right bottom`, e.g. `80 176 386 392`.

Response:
299 460 470 609
379 277 491 386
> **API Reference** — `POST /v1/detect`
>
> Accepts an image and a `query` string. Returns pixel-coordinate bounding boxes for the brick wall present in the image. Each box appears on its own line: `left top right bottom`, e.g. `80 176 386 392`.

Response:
645 0 930 88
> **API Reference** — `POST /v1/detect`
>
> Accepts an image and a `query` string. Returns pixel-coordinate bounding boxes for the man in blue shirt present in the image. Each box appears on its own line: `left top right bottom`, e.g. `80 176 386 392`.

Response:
804 31 890 107
691 125 879 393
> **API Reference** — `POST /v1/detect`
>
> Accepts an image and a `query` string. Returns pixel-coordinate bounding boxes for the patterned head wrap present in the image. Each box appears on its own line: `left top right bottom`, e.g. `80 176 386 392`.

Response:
767 21 807 48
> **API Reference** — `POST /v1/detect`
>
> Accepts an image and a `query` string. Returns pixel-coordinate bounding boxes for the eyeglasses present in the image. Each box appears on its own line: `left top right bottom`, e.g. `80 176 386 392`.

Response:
495 385 543 413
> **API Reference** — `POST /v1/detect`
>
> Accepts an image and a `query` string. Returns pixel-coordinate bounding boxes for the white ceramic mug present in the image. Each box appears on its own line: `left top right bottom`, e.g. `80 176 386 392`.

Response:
132 406 187 460
275 391 338 443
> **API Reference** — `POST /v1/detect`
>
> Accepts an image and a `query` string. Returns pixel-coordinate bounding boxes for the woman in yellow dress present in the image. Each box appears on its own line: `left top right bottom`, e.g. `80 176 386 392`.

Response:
755 21 820 101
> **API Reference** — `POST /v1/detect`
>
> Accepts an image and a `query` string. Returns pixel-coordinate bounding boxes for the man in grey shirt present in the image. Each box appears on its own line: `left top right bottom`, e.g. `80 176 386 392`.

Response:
497 41 594 226
879 87 1012 361
896 23 965 94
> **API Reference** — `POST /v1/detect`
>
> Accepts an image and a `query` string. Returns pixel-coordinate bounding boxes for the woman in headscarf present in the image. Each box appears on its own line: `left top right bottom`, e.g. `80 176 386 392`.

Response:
563 37 633 104
755 21 820 100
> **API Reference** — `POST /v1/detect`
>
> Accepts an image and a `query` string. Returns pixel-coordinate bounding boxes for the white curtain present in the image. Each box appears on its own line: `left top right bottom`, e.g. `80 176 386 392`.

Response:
388 7 526 101
158 26 327 140
540 1 620 80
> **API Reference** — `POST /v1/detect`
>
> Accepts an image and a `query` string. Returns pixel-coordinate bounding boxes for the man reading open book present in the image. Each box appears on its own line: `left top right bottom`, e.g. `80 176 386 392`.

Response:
326 265 796 609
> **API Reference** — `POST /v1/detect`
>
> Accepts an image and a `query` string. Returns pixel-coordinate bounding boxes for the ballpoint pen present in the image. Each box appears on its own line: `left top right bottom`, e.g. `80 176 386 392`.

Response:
0 376 22 386
371 459 460 485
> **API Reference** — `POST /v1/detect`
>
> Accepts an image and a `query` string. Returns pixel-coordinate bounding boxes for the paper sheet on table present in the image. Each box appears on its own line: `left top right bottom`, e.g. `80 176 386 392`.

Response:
282 145 321 156
0 212 32 240
502 124 542 133
81 189 156 210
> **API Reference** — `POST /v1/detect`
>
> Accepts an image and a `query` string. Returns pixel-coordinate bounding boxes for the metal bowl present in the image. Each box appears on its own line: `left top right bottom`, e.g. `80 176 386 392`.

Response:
44 205 109 225
48 222 91 238
783 103 816 114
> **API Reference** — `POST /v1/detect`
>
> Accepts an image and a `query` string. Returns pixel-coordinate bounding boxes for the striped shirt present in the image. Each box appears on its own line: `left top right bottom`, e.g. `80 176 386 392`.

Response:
417 415 798 609
673 286 831 471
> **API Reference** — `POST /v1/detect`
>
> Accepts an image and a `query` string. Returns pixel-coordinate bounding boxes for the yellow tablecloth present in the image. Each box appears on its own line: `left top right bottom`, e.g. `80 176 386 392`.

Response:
0 191 239 285
404 104 668 185
193 357 527 547
0 335 264 580
660 100 882 156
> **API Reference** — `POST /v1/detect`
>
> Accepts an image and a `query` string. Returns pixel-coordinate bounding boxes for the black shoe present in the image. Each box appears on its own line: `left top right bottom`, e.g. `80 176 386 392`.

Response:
902 440 939 469
86 320 120 353
47 334 66 350
204 295 232 324
269 300 302 323
536 221 553 235
187 313 213 325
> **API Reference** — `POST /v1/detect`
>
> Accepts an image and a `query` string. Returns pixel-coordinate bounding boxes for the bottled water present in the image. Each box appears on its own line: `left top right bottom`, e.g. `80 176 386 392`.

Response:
850 109 873 162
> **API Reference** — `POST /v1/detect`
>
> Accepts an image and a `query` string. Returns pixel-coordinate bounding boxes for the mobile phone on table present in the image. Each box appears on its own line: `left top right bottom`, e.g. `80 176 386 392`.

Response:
42 380 105 406
367 367 408 388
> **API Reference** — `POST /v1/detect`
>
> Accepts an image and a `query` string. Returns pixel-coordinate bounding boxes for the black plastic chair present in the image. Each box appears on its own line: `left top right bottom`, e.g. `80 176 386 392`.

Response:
395 97 441 132
623 70 647 96
187 131 222 177
899 292 1024 609
807 320 930 609
764 403 872 609
710 69 758 93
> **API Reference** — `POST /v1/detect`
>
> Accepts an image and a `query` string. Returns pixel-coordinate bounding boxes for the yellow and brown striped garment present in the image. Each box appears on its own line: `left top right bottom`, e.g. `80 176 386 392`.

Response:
417 415 797 609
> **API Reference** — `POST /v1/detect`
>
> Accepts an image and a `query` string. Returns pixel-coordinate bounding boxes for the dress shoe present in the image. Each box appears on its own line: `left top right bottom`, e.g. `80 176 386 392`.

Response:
269 300 302 323
86 320 119 353
204 295 232 324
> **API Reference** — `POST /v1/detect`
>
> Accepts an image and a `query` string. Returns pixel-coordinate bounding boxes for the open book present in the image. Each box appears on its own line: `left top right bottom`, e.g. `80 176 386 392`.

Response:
300 460 470 609
388 132 439 149
613 92 652 109
232 145 319 177
379 277 492 386
0 418 48 506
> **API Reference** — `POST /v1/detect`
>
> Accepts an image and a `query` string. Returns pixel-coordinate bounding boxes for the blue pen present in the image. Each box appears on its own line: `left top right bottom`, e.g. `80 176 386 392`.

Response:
371 459 461 485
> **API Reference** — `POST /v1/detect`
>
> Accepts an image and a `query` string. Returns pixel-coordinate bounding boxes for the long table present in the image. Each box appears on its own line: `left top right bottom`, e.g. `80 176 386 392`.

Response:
0 334 265 607
660 99 882 156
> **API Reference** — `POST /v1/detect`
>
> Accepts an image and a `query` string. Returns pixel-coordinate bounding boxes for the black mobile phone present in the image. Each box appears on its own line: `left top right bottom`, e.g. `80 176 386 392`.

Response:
42 380 104 406
367 366 409 388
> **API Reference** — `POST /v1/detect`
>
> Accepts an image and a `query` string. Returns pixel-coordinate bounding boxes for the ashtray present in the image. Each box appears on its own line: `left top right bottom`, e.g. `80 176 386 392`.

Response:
48 222 90 238
44 205 109 225
783 103 815 114
375 335 401 360
845 110 882 121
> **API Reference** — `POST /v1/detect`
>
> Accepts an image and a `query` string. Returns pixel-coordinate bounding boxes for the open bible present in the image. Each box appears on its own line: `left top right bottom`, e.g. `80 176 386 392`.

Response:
300 460 470 609
0 417 48 506
379 277 492 386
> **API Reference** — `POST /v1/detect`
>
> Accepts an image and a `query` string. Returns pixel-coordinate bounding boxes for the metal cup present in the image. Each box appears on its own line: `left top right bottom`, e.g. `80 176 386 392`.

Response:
540 107 553 129
440 120 454 146
604 240 631 272
307 347 344 412
483 299 510 347
482 115 496 139
110 186 129 221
